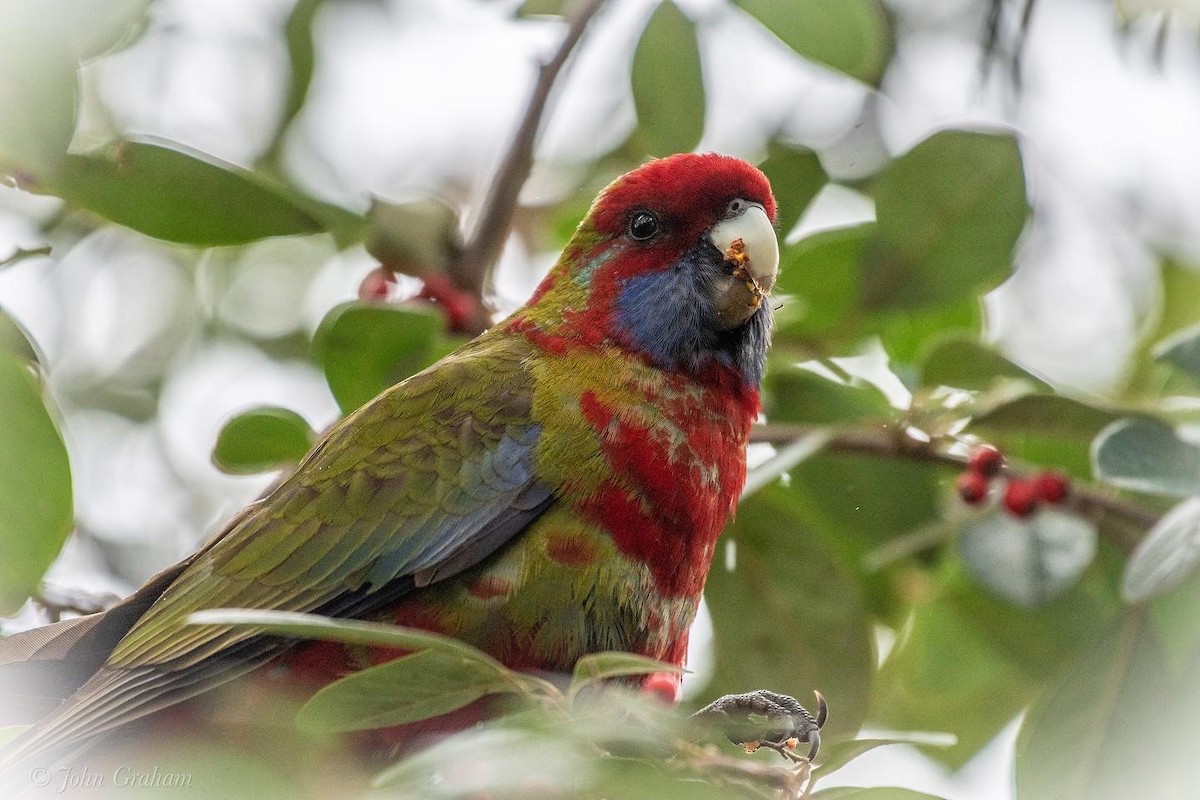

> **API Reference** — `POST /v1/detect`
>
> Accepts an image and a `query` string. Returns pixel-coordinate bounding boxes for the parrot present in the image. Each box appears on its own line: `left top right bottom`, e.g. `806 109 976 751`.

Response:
0 152 800 777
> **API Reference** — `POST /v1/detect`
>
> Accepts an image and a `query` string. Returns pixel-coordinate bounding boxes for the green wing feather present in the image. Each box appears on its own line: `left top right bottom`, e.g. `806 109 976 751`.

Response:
4 329 553 761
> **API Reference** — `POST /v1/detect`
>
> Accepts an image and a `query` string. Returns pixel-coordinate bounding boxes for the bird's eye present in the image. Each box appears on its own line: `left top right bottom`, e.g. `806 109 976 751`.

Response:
724 198 748 218
627 210 660 241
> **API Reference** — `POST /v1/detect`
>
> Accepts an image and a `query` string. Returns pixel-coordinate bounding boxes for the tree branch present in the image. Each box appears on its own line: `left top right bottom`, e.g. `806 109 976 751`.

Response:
449 0 607 303
752 422 1157 551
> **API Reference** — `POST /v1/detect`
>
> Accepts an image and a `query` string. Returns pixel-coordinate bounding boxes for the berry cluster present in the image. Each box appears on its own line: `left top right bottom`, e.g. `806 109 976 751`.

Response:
955 444 1070 518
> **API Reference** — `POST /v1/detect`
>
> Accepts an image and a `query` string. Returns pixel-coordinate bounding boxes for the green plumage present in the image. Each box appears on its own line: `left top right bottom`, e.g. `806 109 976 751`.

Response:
0 152 778 769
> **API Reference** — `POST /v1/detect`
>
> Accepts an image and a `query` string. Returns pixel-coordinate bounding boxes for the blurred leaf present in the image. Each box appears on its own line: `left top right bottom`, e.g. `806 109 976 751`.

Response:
188 610 511 668
1155 320 1200 382
764 363 893 425
312 302 443 414
1120 260 1200 399
1015 610 1200 800
958 508 1097 607
791 455 942 557
812 788 947 800
873 295 982 369
742 431 832 499
970 395 1122 480
814 735 953 779
632 2 704 155
0 29 76 180
1092 418 1200 496
734 0 892 85
0 307 41 365
0 0 149 179
212 406 316 475
297 648 522 732
570 652 678 695
0 353 72 613
1121 497 1200 602
276 0 322 142
590 755 737 800
758 141 828 234
918 337 1049 392
365 198 461 276
702 484 874 739
866 130 1027 312
871 564 1118 767
42 139 349 246
518 0 566 15
774 224 870 342
1148 573 1200 674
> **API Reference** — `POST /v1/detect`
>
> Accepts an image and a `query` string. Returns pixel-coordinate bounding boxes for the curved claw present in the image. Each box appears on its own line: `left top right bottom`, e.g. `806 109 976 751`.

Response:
806 728 821 762
814 690 828 731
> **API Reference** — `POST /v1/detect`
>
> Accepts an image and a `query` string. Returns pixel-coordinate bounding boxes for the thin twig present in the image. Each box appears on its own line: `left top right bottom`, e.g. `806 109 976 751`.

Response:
450 0 607 301
751 422 1159 550
33 585 122 623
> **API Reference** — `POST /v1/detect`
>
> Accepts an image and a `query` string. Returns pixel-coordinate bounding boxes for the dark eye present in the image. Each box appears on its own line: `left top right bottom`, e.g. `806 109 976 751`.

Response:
724 198 748 218
628 210 660 241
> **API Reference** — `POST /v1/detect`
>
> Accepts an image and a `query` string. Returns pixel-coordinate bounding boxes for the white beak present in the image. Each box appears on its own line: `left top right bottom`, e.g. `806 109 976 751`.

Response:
708 204 779 330
709 204 779 291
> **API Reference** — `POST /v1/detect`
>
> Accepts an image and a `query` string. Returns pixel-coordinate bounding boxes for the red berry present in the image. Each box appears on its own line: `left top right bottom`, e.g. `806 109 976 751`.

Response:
417 274 481 333
641 672 681 704
1034 470 1070 504
358 267 394 302
967 444 1006 478
1003 479 1040 518
956 471 988 505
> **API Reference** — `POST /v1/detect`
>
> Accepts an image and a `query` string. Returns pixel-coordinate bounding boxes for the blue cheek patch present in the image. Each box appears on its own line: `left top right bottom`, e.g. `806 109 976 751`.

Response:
612 248 770 386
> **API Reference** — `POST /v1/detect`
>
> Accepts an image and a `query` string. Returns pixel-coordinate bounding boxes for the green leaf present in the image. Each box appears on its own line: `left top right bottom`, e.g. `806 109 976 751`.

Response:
918 337 1049 392
958 508 1097 607
701 484 874 739
569 652 678 696
1148 573 1200 674
763 363 893 425
812 788 948 800
1121 497 1200 602
365 198 461 276
970 394 1122 480
187 610 509 668
1120 260 1200 400
873 295 982 368
0 307 41 365
735 0 892 85
1092 418 1200 496
41 139 347 246
1015 611 1200 800
212 406 316 475
312 302 443 414
297 648 522 732
517 0 567 16
814 734 954 779
791 455 943 557
774 224 871 342
632 2 705 155
0 353 72 612
1155 320 1200 382
870 564 1118 767
276 0 322 146
866 130 1028 312
758 141 828 234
